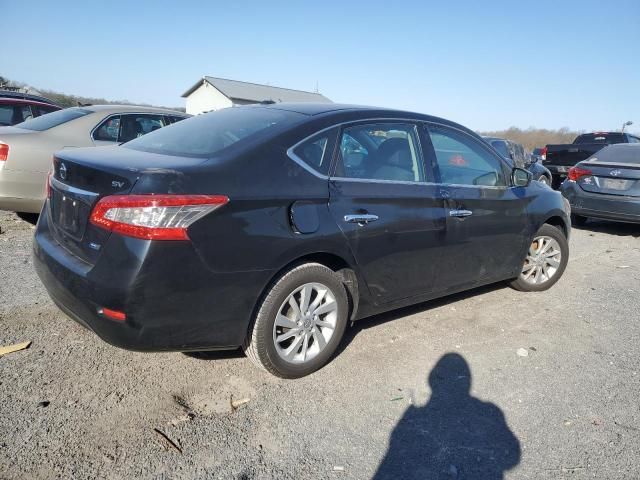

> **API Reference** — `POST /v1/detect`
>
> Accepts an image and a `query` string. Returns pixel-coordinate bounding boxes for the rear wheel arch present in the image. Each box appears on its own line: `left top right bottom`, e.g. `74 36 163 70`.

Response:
252 252 360 329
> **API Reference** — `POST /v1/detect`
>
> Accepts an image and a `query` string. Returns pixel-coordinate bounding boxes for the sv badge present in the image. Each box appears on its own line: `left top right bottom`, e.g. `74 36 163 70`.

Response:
111 180 125 188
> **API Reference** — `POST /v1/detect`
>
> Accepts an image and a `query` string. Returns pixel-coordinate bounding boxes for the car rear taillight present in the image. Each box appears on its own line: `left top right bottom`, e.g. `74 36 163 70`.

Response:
567 166 592 182
0 143 8 162
89 194 229 240
540 146 547 160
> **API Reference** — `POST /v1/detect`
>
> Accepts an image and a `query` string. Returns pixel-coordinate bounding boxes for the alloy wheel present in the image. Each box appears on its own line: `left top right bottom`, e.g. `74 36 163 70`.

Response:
272 282 338 364
520 236 562 285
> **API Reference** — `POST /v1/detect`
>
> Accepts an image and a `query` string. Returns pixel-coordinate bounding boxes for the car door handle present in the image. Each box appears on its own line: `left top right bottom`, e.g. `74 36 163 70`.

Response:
344 214 379 225
449 209 473 218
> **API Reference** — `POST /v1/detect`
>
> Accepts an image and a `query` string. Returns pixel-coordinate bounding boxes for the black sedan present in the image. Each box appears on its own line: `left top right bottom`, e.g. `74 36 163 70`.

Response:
34 104 571 378
561 143 640 225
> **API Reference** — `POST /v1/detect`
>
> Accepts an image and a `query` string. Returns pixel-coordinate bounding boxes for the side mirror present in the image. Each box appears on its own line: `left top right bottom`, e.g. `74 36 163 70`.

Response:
512 167 531 187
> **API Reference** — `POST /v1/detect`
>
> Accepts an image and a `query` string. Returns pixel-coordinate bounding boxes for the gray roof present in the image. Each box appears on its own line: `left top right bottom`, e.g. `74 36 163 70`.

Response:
182 76 332 104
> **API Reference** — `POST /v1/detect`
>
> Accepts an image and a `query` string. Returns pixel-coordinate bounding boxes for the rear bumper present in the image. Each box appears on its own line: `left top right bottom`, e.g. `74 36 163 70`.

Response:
561 181 640 224
33 211 274 351
0 168 46 213
0 195 43 214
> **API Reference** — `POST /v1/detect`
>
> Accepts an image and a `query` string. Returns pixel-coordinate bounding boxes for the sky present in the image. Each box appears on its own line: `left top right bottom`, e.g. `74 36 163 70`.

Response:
2 0 639 132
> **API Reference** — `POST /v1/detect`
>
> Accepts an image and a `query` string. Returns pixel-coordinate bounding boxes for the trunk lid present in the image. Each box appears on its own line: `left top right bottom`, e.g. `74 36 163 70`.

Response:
48 146 208 264
576 161 640 197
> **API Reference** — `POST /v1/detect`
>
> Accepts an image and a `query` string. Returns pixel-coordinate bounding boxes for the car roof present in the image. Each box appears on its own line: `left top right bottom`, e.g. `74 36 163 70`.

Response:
264 102 473 127
84 104 189 115
0 90 60 106
0 97 62 108
251 103 486 143
482 136 508 143
259 102 385 116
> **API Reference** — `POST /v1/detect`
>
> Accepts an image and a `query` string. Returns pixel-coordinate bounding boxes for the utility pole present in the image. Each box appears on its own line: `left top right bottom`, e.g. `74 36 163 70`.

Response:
622 120 633 133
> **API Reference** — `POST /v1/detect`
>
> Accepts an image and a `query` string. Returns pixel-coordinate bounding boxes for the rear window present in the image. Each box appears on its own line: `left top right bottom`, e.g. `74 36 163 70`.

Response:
574 133 625 144
124 107 304 157
586 145 640 165
15 107 92 131
490 140 510 158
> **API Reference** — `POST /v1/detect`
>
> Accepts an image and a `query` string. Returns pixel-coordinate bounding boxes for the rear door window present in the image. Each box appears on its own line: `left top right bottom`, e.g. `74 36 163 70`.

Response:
93 116 121 142
334 123 425 182
120 114 166 143
427 124 507 187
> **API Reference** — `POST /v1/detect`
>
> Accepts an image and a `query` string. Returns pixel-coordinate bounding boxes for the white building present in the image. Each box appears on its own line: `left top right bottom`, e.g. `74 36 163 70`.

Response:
181 76 332 115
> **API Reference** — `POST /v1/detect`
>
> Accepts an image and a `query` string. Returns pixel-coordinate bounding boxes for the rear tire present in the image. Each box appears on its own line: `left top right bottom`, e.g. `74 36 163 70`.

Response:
571 213 588 227
510 224 569 292
243 263 349 378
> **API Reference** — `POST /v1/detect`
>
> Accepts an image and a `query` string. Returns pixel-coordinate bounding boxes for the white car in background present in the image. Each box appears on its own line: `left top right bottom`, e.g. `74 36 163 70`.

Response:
0 105 189 213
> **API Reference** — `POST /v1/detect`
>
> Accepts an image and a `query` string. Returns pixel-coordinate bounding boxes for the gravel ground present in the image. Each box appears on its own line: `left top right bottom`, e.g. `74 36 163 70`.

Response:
1 210 639 479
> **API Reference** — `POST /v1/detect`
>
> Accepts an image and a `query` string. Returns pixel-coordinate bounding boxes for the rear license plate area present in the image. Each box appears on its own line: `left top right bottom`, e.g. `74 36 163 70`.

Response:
601 178 631 191
51 189 90 240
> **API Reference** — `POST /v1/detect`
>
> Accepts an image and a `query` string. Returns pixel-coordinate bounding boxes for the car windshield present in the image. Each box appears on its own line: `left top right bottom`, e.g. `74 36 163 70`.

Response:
585 145 640 165
574 133 625 144
15 107 92 131
124 107 305 157
490 140 510 158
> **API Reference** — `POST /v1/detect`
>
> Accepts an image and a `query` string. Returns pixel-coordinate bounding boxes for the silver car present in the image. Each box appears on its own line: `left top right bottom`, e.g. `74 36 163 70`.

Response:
0 105 189 213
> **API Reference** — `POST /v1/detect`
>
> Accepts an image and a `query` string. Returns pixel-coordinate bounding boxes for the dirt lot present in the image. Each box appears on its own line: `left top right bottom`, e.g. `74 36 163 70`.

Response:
0 210 639 479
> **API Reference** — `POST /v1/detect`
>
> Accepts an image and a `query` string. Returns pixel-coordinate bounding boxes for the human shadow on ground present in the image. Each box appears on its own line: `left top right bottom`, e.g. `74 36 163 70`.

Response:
373 353 521 480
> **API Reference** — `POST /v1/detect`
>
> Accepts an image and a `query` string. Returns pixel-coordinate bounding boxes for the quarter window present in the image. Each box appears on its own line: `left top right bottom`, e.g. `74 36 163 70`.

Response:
20 105 33 122
292 132 334 175
167 115 187 124
427 125 506 187
335 123 424 182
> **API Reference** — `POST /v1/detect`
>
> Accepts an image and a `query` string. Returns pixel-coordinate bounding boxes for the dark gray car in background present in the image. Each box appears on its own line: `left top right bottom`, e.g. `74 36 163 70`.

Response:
561 143 640 225
483 137 553 186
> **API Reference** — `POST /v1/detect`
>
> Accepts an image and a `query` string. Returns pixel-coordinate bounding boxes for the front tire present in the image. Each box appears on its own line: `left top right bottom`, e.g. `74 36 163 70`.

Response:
243 263 349 378
510 224 569 292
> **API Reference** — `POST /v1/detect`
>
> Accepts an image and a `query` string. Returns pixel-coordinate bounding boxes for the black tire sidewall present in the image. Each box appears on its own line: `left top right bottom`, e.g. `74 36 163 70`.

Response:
255 264 348 378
